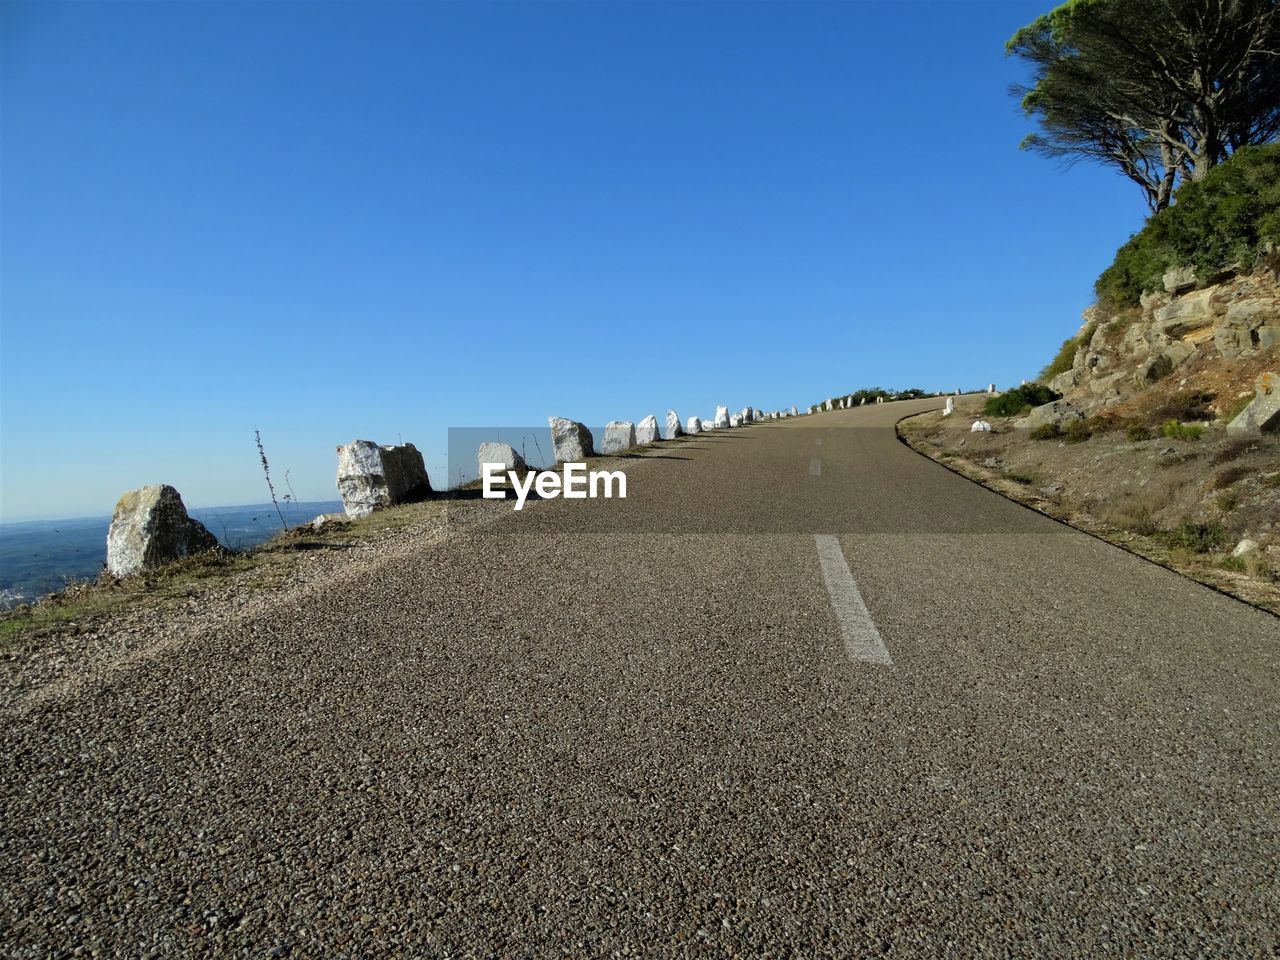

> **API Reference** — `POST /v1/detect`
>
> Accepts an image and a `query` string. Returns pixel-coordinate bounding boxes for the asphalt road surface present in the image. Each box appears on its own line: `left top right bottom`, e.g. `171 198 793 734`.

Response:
4 398 1278 957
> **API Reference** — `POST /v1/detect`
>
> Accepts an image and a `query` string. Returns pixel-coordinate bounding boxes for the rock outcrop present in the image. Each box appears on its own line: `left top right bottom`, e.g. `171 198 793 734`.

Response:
336 441 433 518
1048 269 1279 414
1014 400 1083 431
602 420 637 454
1227 372 1280 434
106 484 219 577
548 417 593 463
636 415 660 445
477 441 527 475
665 409 683 440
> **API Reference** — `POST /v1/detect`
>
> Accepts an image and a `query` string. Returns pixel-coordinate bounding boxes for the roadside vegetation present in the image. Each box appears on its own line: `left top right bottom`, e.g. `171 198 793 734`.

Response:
0 501 451 647
1095 145 1280 308
899 400 1280 615
1040 321 1098 380
983 383 1059 417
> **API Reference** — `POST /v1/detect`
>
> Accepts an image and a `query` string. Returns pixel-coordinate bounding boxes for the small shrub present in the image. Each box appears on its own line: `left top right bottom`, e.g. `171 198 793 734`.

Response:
1209 465 1252 490
1162 520 1230 553
1064 419 1092 444
1211 437 1259 464
984 383 1060 418
1126 424 1153 441
1153 395 1215 423
1161 420 1204 441
1003 471 1037 485
1030 423 1062 440
1218 552 1273 579
1215 492 1240 512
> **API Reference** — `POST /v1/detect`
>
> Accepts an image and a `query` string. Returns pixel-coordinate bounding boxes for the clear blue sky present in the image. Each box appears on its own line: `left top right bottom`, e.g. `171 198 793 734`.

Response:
2 0 1145 521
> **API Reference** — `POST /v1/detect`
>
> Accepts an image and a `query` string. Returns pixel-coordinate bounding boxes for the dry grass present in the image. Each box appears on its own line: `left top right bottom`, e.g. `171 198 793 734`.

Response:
0 500 451 646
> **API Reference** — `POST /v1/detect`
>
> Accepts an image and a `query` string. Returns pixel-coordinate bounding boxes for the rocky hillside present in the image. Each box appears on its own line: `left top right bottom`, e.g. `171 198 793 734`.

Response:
1046 261 1278 422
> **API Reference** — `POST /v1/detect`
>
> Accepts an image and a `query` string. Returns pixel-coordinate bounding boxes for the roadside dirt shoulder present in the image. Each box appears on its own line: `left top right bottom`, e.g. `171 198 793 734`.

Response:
899 398 1280 616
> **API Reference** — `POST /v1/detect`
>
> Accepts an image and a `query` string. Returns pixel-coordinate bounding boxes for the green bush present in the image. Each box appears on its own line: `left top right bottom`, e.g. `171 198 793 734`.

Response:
1162 520 1230 554
1030 423 1062 440
1096 144 1280 308
1064 419 1092 444
1040 321 1098 381
984 383 1060 418
1161 419 1204 441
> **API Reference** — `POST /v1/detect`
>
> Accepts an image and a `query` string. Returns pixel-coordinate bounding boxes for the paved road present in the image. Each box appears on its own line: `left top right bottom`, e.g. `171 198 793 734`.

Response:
4 398 1278 957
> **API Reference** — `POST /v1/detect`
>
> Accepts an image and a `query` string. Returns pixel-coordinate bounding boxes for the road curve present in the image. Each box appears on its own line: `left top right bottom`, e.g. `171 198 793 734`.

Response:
3 398 1278 957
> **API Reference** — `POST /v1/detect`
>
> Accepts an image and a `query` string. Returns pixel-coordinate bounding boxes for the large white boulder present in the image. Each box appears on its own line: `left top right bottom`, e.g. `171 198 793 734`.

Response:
477 441 526 476
943 397 955 416
665 409 684 440
971 420 992 432
714 405 730 429
336 440 433 518
790 405 798 416
740 407 752 423
729 413 743 427
686 416 702 434
548 416 594 462
636 414 660 444
602 420 636 454
106 484 219 577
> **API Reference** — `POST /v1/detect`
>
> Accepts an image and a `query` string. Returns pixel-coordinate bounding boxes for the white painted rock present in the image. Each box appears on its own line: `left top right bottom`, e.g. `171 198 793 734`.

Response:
548 416 594 463
790 405 798 416
714 405 730 429
729 413 743 427
602 420 636 455
740 407 752 424
106 484 219 577
943 397 955 416
336 440 433 518
1232 538 1260 558
686 416 702 434
636 414 660 444
477 441 527 476
753 408 762 421
665 409 684 440
970 420 992 432
988 383 996 394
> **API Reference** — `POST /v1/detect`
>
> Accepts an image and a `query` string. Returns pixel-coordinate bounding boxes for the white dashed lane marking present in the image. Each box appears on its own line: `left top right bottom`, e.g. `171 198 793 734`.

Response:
814 535 893 667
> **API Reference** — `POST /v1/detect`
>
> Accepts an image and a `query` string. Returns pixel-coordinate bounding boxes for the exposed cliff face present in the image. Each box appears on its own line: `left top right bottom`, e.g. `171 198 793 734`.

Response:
1048 266 1280 415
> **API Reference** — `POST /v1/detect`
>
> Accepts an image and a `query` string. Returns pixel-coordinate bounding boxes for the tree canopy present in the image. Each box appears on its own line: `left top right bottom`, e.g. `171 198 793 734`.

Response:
1008 0 1280 211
